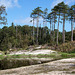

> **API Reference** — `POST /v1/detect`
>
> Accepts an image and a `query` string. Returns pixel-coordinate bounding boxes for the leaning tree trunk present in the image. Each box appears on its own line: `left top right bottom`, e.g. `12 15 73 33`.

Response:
63 15 65 43
57 16 60 45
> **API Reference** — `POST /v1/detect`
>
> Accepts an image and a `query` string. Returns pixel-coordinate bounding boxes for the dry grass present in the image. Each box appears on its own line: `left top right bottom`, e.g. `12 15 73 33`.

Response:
57 41 75 53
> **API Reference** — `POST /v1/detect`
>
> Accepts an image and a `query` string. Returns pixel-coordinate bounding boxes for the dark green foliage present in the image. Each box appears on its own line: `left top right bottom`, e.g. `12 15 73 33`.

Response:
0 23 50 51
0 5 7 25
0 58 42 70
0 23 75 51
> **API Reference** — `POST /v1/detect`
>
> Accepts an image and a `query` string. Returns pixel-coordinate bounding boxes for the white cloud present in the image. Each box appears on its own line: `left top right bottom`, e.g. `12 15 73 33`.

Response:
14 17 44 25
14 17 33 25
51 0 75 8
0 0 20 9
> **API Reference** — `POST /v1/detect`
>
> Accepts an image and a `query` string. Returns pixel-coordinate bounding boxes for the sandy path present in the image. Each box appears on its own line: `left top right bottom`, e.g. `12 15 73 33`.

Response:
0 58 75 75
9 49 56 55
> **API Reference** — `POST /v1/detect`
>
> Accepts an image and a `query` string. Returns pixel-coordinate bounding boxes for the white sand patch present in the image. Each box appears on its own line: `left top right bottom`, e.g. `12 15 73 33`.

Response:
9 49 56 55
57 58 75 63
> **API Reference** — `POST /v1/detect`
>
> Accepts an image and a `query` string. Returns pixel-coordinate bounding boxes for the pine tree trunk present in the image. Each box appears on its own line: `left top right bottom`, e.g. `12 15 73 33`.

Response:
50 21 51 35
71 16 74 41
37 17 39 45
33 18 34 44
43 19 45 38
71 20 73 41
63 16 65 43
40 23 41 40
57 16 60 45
45 20 47 38
50 21 52 41
52 22 54 42
53 21 55 43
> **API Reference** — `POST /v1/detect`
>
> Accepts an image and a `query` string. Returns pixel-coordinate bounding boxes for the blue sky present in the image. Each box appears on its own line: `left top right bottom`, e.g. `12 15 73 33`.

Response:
0 0 75 32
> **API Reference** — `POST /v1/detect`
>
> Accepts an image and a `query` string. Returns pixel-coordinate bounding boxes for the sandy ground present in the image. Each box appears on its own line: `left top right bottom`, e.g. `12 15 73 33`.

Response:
0 58 75 75
0 49 75 75
9 49 56 55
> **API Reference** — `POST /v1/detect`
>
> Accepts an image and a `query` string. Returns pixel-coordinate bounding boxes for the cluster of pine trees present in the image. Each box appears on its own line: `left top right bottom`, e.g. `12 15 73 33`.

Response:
0 2 75 51
31 2 75 45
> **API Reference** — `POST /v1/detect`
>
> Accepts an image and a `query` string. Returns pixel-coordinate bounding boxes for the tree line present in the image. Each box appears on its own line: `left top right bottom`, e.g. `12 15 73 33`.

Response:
0 2 75 51
0 24 49 51
0 23 75 51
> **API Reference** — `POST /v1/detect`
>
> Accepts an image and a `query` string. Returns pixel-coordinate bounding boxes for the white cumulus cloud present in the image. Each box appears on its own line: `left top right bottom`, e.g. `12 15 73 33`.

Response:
0 0 20 9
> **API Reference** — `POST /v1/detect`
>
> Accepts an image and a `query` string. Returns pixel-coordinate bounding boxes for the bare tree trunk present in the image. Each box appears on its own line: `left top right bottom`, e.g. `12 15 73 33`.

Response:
52 22 54 42
51 22 54 42
43 19 45 41
40 23 41 40
43 19 45 36
50 21 51 35
71 15 74 41
37 17 39 45
63 16 65 43
53 21 55 42
33 18 34 44
45 20 47 38
57 16 60 45
43 19 45 31
71 19 73 41
50 21 52 42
